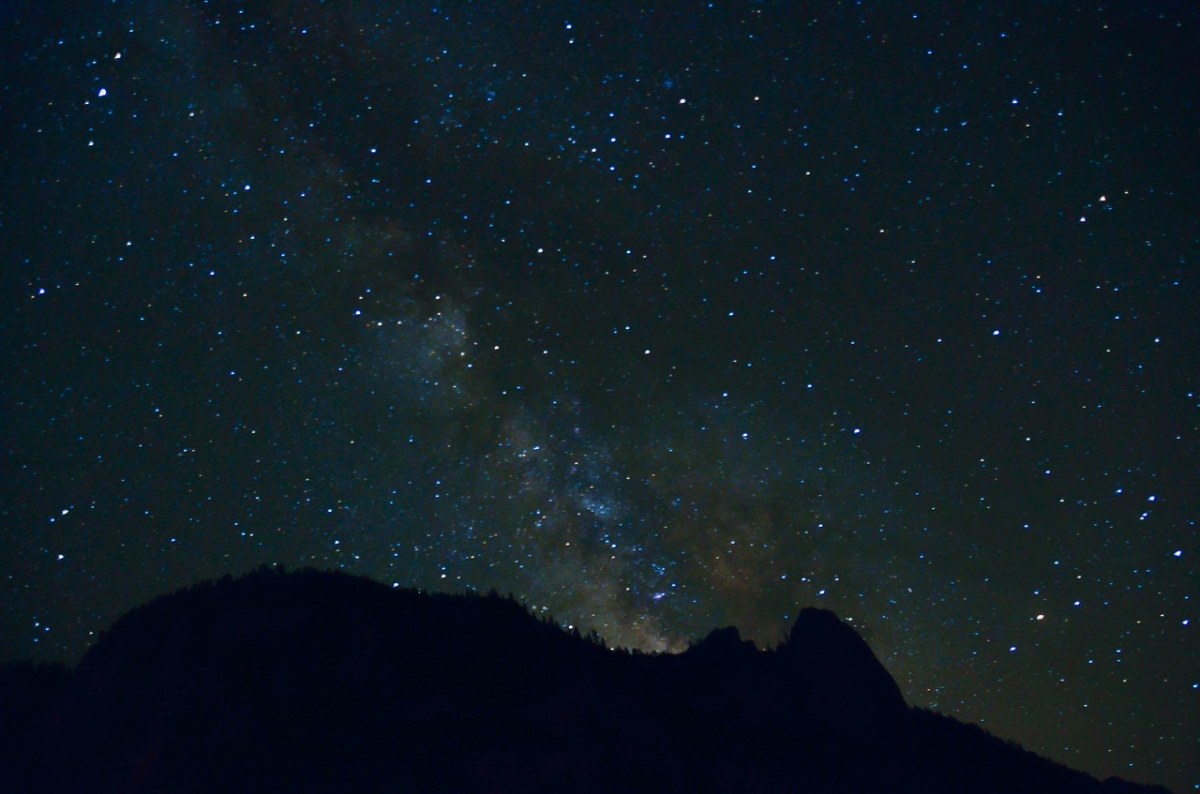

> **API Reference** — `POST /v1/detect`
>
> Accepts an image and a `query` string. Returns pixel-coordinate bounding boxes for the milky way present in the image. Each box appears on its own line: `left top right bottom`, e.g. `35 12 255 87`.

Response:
3 3 1197 790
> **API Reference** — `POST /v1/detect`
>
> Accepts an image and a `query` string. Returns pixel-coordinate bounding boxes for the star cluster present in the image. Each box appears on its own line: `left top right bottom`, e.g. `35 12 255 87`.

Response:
2 3 1197 790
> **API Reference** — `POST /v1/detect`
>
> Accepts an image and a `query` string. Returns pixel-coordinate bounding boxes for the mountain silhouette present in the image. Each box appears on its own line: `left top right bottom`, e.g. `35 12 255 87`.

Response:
0 567 1173 793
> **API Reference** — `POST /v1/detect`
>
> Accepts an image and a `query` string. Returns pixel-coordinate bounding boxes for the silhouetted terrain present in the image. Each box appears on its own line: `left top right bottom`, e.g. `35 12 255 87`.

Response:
0 568 1173 793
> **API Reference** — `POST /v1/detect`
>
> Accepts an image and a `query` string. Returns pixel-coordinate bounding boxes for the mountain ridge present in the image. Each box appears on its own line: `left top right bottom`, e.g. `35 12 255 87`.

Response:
0 567 1174 793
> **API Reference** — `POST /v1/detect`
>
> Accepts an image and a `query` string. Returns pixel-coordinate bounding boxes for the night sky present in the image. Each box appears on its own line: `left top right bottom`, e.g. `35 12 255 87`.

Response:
3 2 1197 790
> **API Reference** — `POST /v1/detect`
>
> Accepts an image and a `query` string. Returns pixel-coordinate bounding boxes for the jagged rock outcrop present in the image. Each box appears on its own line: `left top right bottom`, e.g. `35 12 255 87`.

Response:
780 607 907 736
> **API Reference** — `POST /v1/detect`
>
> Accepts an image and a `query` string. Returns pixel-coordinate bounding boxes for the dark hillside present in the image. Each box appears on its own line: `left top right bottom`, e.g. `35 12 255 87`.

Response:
0 568 1173 793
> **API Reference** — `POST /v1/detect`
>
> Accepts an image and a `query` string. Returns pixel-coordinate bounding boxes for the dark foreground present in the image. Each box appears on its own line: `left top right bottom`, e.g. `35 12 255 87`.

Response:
0 568 1173 793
